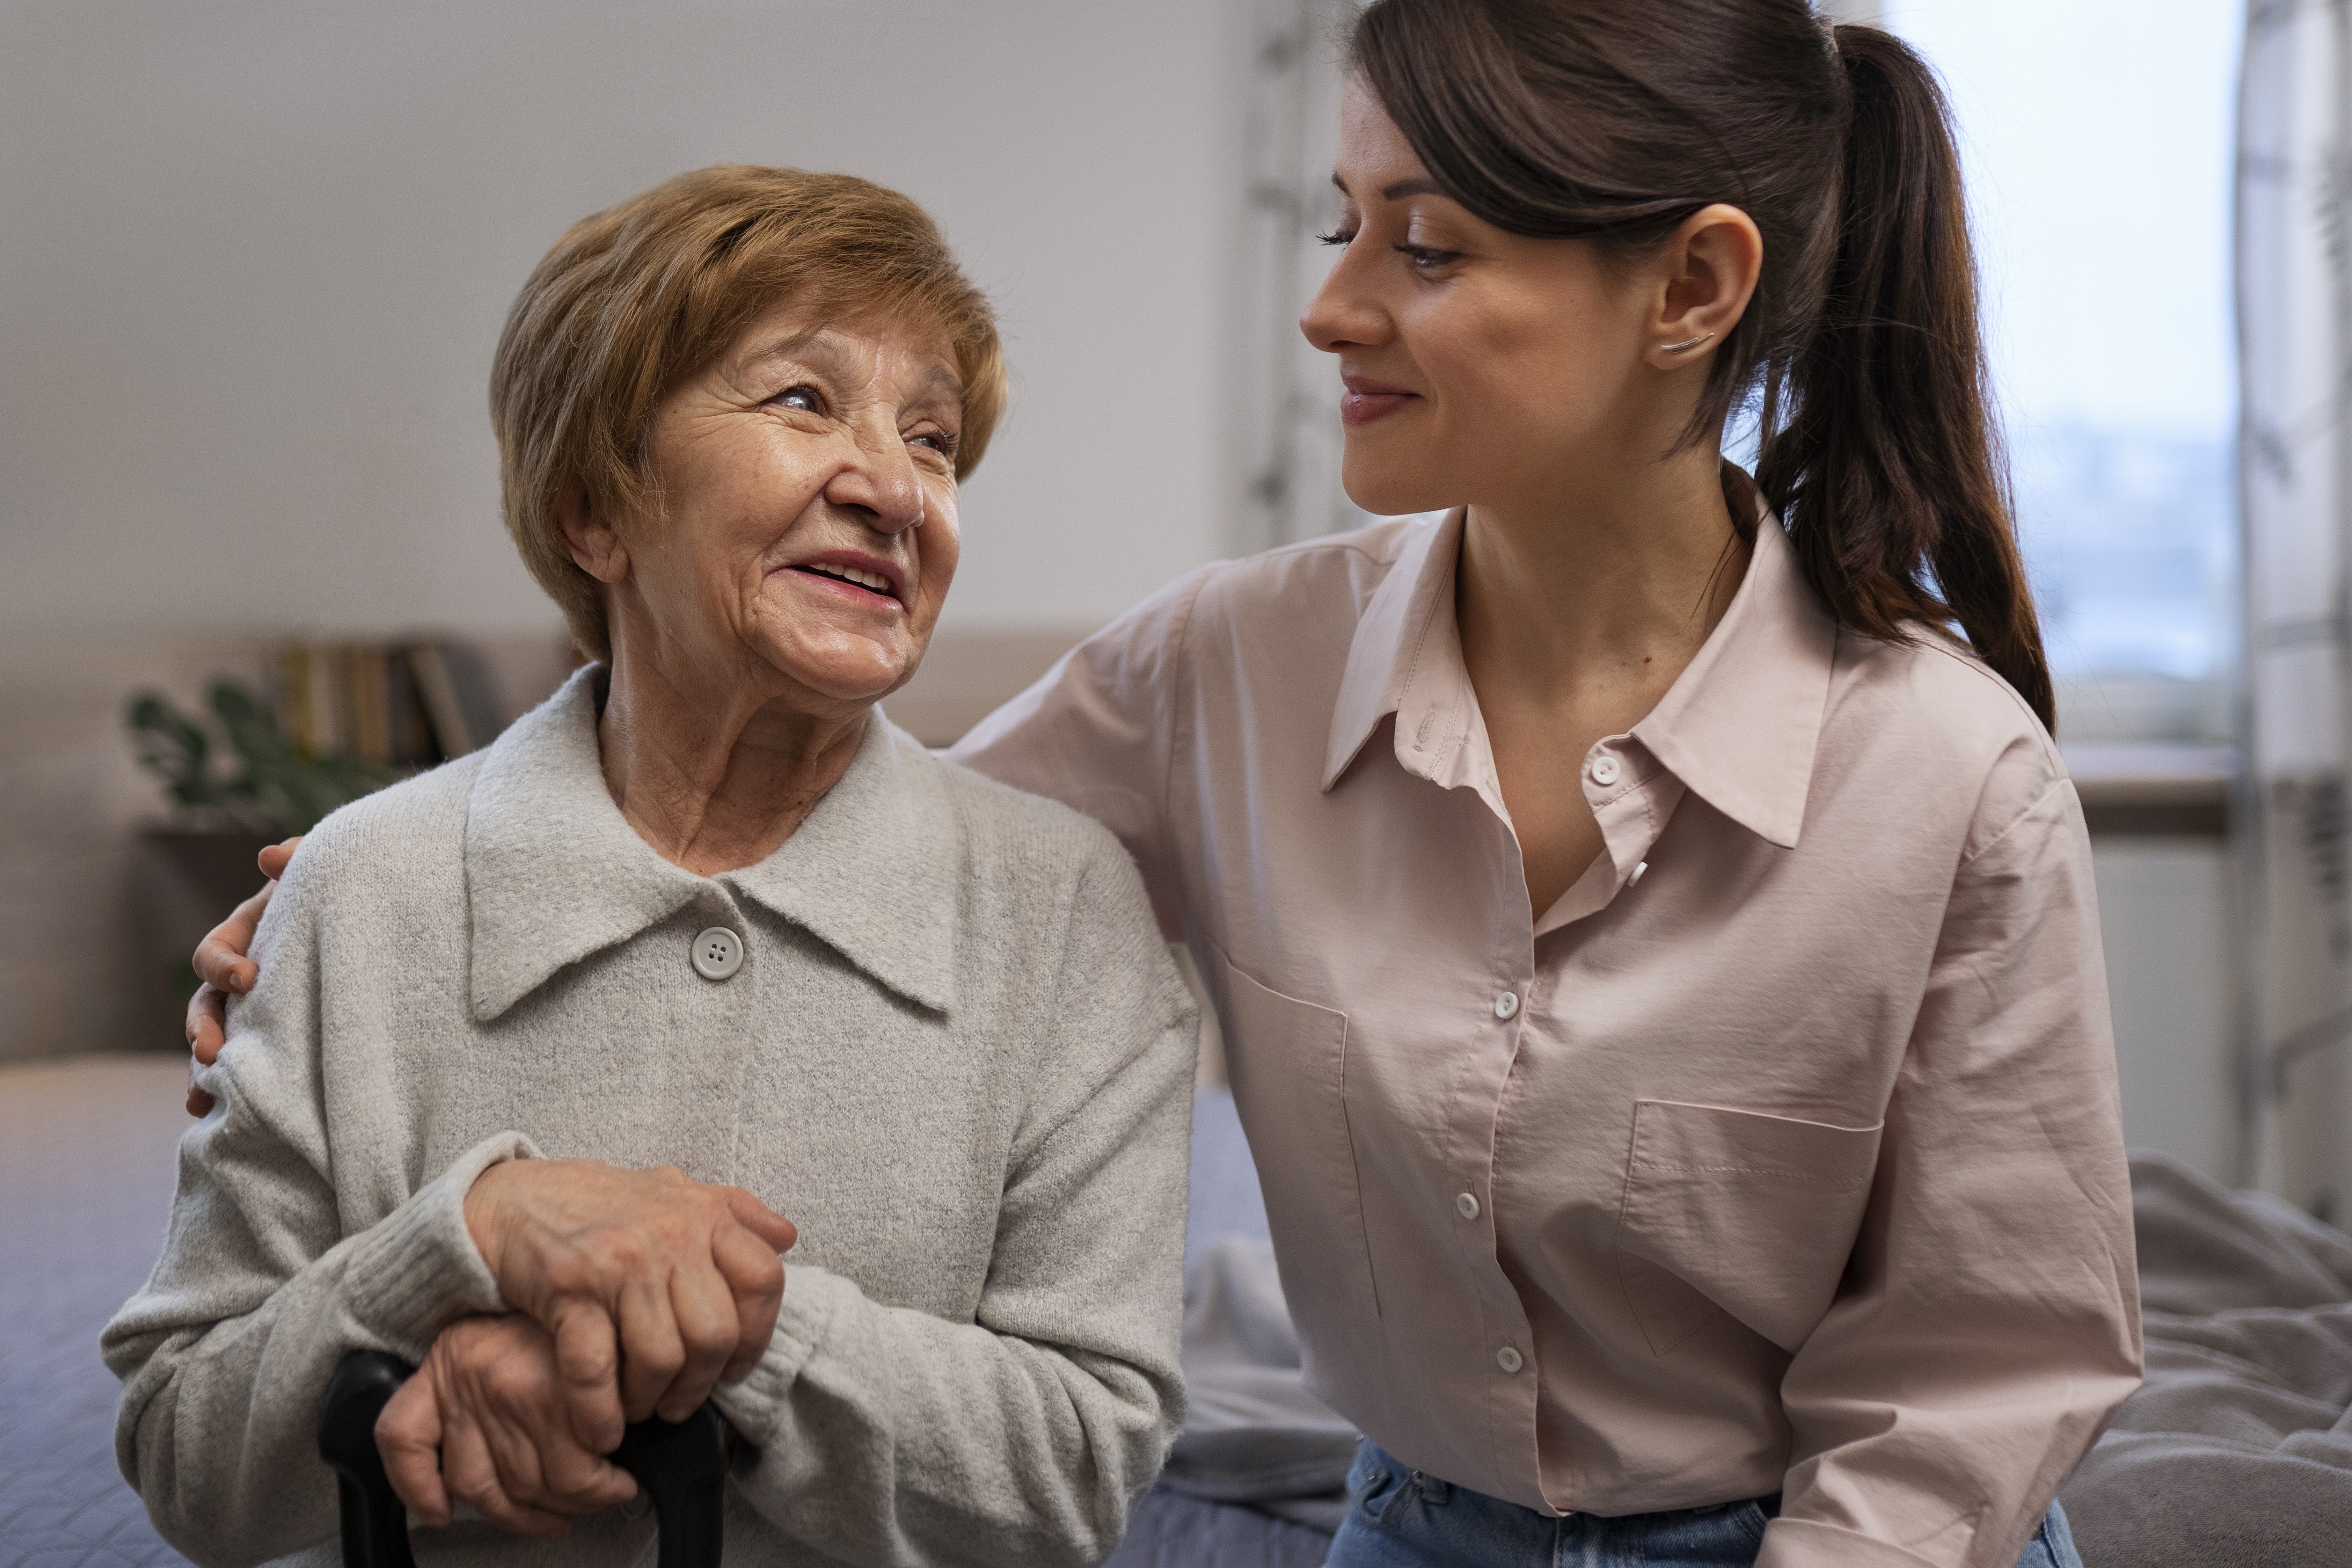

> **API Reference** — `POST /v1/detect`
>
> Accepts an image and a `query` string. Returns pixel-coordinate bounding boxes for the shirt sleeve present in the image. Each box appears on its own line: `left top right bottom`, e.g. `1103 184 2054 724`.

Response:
944 563 1216 928
99 853 526 1568
713 834 1197 1568
1759 776 2145 1568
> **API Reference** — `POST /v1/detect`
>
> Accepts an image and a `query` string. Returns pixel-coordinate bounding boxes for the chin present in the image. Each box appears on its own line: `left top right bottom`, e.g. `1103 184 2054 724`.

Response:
1340 453 1454 520
756 636 906 705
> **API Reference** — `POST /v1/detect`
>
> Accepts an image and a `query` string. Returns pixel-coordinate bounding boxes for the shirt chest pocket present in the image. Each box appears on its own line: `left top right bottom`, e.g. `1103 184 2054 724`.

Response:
1209 947 1380 1321
1615 1100 1883 1357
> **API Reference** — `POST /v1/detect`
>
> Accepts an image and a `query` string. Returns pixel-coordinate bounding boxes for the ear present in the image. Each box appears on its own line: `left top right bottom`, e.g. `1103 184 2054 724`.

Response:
1643 203 1764 371
556 483 630 585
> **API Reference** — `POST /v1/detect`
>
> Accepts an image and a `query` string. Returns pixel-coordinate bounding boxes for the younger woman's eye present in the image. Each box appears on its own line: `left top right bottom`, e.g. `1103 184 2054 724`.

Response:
1315 229 1356 247
1394 244 1462 272
772 384 825 413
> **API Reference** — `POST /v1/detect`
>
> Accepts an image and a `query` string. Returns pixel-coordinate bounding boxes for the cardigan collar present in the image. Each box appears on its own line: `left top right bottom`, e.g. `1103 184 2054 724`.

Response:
465 666 958 1021
1321 490 1836 849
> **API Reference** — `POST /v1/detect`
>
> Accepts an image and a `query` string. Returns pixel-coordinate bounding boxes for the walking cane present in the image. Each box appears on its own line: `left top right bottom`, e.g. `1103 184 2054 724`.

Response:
318 1349 727 1568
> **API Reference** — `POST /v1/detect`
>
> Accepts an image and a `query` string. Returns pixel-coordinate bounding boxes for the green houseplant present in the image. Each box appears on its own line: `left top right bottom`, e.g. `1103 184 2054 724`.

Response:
127 679 399 835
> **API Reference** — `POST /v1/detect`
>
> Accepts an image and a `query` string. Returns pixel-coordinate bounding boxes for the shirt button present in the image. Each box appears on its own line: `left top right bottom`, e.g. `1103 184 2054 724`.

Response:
1496 1346 1523 1373
1589 755 1621 786
1629 860 1649 887
691 927 744 981
1494 990 1519 1020
1456 1192 1480 1220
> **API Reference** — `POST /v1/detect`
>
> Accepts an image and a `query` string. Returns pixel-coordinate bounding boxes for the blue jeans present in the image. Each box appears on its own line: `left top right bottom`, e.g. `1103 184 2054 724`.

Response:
1323 1441 2084 1568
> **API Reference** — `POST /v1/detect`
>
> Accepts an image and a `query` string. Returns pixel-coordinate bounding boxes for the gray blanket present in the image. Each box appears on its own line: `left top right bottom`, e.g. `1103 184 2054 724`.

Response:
2059 1154 2352 1567
1158 1238 1358 1530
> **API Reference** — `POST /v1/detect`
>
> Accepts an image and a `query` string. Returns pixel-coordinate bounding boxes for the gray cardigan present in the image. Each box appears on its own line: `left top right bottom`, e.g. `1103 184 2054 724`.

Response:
103 669 1197 1568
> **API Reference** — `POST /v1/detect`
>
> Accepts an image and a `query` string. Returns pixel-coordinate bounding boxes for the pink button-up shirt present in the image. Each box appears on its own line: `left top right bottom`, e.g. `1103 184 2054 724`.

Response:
950 508 2141 1568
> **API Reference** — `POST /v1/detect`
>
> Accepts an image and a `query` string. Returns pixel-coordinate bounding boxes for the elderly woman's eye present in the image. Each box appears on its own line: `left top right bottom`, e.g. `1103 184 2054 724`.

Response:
909 430 959 457
772 385 825 413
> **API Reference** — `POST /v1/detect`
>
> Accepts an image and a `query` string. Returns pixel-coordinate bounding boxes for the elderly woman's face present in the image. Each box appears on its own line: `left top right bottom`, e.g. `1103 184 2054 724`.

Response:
599 298 965 708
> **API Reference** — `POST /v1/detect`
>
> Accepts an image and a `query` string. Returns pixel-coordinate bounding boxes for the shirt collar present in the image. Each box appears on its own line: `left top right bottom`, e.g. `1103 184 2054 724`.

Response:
1631 512 1835 849
1320 498 1836 849
465 666 958 1021
1322 510 1464 792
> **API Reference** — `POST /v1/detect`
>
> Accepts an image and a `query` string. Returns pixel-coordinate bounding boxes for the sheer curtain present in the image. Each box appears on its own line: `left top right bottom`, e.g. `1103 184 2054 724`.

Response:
2239 0 2352 1213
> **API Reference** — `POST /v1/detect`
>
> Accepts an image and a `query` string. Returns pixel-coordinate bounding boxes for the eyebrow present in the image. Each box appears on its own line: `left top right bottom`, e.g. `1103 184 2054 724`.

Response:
1329 174 1447 201
918 362 965 400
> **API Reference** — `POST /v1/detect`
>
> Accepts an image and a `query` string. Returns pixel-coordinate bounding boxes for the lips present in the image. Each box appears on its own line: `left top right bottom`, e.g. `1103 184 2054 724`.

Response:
1339 372 1420 427
779 551 905 607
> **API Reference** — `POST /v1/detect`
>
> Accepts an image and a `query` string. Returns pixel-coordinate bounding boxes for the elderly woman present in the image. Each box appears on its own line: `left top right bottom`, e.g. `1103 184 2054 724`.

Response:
103 166 1195 1567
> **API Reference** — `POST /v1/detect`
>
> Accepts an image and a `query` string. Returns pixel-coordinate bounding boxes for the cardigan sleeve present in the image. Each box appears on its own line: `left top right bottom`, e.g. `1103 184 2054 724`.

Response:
99 846 526 1568
1758 776 2144 1568
713 833 1196 1568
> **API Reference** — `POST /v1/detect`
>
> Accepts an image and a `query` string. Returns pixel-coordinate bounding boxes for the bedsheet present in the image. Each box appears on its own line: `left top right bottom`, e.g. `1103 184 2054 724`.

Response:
2058 1154 2352 1567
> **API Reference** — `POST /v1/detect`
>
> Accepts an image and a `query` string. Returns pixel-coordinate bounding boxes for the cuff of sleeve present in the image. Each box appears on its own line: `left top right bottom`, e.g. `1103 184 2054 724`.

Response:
1756 1519 1943 1568
710 1265 859 1442
342 1131 539 1359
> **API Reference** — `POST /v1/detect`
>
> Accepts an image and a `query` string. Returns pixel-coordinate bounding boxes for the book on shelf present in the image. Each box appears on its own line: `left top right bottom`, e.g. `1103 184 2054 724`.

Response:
274 639 506 766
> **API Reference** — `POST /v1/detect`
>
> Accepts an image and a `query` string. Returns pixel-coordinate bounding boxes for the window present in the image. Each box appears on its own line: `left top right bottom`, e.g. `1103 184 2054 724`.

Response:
1883 0 2243 741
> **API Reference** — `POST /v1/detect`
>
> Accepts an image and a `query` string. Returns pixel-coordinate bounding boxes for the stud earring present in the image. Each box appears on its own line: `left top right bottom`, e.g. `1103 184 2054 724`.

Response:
1661 332 1716 354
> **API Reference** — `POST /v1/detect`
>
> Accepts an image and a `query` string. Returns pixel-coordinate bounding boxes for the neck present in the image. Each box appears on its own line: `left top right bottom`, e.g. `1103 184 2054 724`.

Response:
596 630 869 877
1456 445 1748 708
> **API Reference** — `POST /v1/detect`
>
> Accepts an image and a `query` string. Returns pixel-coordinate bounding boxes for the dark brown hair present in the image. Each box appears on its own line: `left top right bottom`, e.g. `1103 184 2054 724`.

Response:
1351 0 2054 730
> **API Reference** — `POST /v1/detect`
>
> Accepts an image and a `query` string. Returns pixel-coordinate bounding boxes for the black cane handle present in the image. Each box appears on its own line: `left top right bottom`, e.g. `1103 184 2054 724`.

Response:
317 1348 727 1568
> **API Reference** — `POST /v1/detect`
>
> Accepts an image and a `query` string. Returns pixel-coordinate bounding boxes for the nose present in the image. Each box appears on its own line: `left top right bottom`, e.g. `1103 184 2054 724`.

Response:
821 422 926 536
1300 240 1389 356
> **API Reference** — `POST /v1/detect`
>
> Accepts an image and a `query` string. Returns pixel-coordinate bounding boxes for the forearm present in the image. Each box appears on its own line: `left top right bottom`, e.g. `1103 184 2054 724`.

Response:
1763 782 2141 1568
103 1132 526 1565
1761 1350 2138 1568
715 1265 1177 1568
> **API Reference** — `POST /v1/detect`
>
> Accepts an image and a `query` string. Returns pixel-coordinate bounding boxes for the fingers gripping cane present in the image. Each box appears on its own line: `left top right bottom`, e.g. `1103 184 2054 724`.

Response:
318 1350 728 1568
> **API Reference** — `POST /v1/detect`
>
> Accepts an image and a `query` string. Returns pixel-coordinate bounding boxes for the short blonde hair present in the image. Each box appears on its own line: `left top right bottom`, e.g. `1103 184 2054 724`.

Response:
489 166 1008 660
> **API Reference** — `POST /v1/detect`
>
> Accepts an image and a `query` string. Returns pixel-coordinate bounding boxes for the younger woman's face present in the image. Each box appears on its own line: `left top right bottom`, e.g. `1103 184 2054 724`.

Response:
1301 80 1662 518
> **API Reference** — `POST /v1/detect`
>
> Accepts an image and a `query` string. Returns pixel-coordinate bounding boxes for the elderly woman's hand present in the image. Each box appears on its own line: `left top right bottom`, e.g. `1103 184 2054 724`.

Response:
464 1159 796 1442
378 1313 640 1536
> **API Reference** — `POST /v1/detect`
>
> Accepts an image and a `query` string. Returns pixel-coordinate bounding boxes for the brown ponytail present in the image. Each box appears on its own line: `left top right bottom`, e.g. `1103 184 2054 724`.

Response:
1351 1 2056 731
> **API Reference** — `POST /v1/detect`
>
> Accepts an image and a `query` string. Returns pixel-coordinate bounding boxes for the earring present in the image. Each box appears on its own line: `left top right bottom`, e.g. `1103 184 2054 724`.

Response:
1661 332 1716 354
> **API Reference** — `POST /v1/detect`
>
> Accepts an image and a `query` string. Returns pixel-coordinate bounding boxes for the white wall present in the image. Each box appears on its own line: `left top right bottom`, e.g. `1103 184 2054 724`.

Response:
0 0 1245 655
2092 839 2239 1183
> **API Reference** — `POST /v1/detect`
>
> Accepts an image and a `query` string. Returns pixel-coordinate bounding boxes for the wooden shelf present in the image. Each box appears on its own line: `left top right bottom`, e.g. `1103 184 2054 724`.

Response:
2064 745 2232 838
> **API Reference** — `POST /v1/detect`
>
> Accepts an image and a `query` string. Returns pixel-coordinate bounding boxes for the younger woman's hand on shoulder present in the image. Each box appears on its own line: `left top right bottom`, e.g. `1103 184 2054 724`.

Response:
183 837 300 1116
378 1313 639 1536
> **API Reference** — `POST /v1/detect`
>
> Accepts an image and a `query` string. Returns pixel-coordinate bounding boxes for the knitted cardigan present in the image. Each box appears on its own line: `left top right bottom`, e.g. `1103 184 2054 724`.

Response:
103 668 1196 1568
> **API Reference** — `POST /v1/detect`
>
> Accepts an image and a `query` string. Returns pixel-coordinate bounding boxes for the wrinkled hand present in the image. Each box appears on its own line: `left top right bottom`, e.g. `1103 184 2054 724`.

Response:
184 837 300 1116
379 1314 639 1537
465 1159 795 1444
